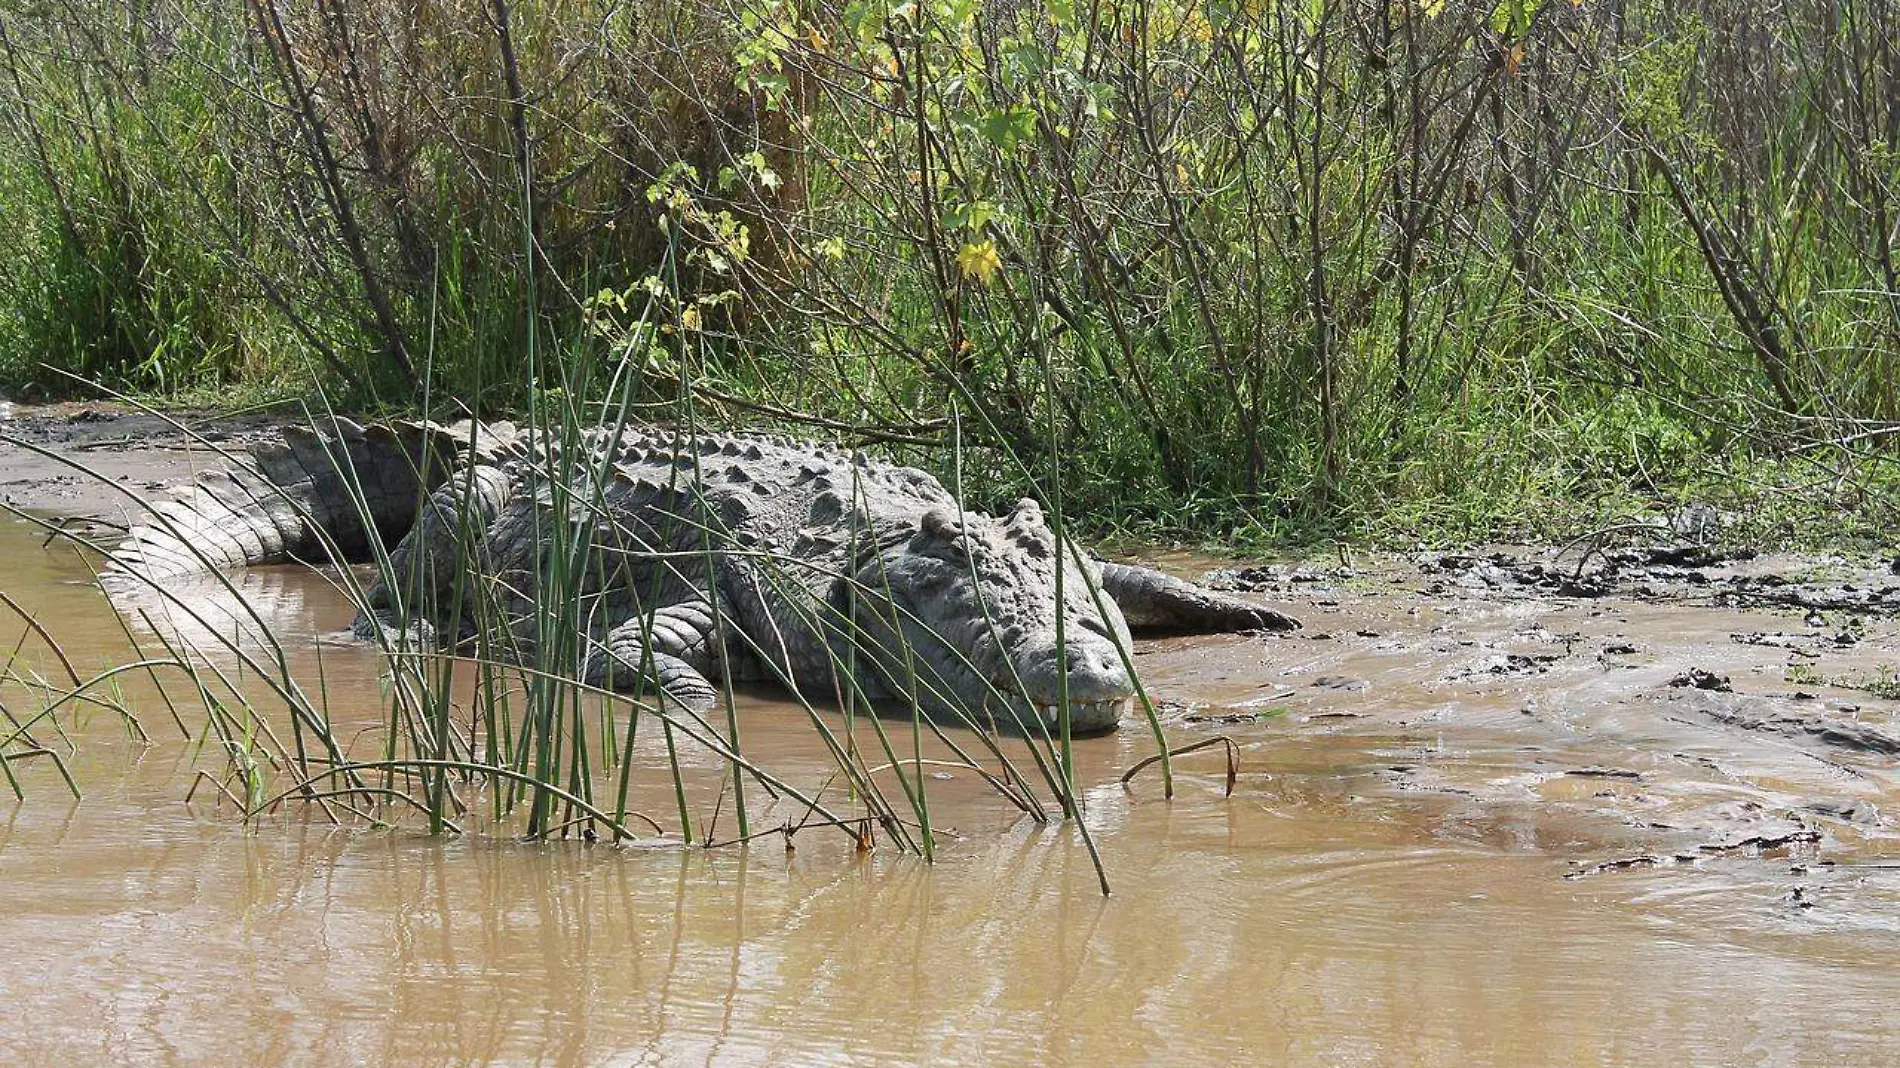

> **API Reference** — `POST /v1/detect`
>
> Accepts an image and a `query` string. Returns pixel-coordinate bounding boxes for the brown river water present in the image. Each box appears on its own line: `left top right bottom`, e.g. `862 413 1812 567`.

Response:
3 515 1900 1066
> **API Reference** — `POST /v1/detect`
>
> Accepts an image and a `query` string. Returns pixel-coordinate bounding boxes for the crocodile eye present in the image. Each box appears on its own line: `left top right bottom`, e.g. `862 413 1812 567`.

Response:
909 510 968 560
920 508 963 541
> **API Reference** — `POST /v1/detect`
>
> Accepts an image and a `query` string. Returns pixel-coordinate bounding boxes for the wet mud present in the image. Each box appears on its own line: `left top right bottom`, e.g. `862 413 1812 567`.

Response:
2 408 1897 1065
1182 547 1900 886
0 401 291 518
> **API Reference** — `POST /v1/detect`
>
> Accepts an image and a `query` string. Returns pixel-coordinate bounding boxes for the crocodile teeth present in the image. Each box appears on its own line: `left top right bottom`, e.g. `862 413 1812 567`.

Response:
1034 700 1129 730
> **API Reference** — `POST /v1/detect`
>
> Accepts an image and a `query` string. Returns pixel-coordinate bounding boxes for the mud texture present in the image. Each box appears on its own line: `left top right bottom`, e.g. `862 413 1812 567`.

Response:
1176 540 1900 889
0 401 289 519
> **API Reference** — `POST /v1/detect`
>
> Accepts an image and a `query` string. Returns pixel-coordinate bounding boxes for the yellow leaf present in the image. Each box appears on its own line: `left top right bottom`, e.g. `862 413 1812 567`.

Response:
680 305 702 331
1420 0 1446 16
956 239 1002 285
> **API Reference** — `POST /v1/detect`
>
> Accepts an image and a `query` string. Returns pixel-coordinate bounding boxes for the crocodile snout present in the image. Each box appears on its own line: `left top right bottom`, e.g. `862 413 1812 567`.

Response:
1011 630 1136 735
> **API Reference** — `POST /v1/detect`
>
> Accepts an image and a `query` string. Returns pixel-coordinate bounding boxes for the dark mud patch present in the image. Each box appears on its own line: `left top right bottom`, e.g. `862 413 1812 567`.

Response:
1413 546 1900 618
1661 687 1900 757
1446 652 1563 680
1732 630 1862 655
1202 563 1357 594
1670 667 1734 692
1567 766 1644 780
1566 827 1825 880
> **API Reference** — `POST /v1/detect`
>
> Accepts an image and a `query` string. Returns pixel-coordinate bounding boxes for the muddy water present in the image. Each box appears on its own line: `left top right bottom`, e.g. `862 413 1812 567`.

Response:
4 519 1900 1066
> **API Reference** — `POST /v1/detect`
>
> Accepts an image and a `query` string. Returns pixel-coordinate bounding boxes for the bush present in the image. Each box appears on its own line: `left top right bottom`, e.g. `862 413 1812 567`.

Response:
2 0 1897 542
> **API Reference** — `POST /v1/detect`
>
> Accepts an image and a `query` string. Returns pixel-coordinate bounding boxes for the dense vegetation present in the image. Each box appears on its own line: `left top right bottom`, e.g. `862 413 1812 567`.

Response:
2 0 1897 543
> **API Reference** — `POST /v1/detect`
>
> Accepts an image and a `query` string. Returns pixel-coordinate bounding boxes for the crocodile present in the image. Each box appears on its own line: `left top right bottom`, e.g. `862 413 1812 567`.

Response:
110 419 1299 735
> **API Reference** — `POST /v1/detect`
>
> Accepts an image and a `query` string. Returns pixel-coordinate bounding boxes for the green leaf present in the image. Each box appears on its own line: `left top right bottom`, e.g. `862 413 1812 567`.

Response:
942 199 998 232
936 0 978 28
1005 39 1050 79
976 105 1038 152
1490 0 1539 37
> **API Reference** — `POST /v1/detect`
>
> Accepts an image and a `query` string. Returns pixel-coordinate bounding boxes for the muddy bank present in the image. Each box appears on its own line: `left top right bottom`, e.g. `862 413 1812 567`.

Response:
1166 544 1900 888
0 401 291 519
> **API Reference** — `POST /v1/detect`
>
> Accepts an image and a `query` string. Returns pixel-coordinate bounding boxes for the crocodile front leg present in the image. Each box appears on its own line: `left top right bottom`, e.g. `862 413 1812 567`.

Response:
584 600 722 709
1100 562 1301 634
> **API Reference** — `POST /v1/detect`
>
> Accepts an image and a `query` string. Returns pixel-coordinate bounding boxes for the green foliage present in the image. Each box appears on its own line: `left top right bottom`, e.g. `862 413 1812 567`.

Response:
2 0 1898 546
1622 22 1708 141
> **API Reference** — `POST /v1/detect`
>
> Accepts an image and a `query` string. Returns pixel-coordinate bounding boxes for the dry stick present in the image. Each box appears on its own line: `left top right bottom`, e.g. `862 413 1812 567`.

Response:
542 811 646 840
1120 737 1242 798
487 0 537 257
0 702 32 800
0 747 80 800
702 772 731 848
0 688 44 756
1640 138 1805 417
257 759 649 839
0 13 86 255
685 383 945 447
263 786 453 833
7 666 78 753
861 757 988 778
1555 520 1669 580
0 691 31 790
184 770 245 809
40 516 126 549
4 625 30 677
0 590 85 691
245 0 416 389
703 817 877 850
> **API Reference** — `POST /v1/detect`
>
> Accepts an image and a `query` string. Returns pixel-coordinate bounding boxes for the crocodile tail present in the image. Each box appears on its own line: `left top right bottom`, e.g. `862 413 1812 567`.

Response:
1097 561 1302 634
109 418 510 580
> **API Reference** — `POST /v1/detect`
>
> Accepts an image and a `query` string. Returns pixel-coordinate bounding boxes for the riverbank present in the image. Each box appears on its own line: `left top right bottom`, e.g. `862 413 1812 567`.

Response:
3 403 1898 1063
5 399 1896 877
5 400 1897 555
0 401 292 519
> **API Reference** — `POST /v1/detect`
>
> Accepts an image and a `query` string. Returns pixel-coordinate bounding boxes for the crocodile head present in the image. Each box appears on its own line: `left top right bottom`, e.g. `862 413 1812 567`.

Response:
847 498 1137 735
